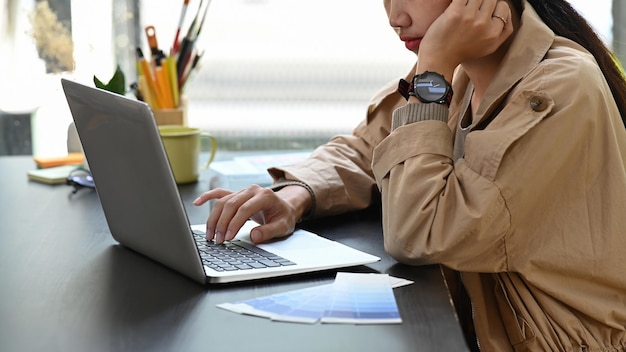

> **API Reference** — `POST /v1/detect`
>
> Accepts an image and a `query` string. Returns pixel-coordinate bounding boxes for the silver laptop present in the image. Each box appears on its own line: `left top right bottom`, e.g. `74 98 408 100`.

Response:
61 78 379 285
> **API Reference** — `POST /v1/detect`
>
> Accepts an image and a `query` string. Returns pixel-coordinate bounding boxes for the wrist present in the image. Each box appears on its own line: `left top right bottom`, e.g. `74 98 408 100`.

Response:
270 181 315 222
408 96 422 104
416 69 454 84
415 62 455 83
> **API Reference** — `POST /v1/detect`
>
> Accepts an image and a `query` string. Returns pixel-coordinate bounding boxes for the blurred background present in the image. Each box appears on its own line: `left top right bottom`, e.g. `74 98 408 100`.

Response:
0 0 619 156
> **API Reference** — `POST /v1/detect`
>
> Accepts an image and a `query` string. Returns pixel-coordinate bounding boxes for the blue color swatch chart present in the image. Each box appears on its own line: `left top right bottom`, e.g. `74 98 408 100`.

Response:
217 273 411 324
321 272 403 324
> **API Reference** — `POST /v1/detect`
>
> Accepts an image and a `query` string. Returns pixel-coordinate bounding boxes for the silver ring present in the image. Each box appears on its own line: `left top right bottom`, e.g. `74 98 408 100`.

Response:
492 15 507 25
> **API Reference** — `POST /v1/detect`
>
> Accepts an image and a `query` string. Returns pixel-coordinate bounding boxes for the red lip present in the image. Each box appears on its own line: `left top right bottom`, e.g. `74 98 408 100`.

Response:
400 35 421 52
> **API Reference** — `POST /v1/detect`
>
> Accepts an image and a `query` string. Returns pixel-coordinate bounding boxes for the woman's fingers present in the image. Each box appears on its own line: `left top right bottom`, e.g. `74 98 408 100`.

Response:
192 188 232 205
197 185 295 244
493 1 513 34
249 218 295 244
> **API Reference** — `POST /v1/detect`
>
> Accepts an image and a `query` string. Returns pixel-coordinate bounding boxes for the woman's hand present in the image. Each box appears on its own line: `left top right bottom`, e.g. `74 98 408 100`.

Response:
193 184 311 244
417 0 514 78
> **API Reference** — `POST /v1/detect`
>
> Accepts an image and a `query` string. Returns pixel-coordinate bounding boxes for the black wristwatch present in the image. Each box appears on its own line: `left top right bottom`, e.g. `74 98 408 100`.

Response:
397 71 453 105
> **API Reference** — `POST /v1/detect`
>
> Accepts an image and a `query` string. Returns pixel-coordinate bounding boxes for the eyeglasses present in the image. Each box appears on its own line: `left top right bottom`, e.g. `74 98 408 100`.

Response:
66 167 95 194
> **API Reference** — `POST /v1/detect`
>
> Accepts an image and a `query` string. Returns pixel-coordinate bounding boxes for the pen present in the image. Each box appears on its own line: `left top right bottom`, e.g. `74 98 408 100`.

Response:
172 0 191 54
176 0 204 78
181 0 210 82
176 31 195 80
195 0 211 40
180 49 203 90
174 0 212 84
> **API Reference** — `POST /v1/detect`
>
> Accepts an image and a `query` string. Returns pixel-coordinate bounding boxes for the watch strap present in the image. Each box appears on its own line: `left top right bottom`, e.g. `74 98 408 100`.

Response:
397 78 412 100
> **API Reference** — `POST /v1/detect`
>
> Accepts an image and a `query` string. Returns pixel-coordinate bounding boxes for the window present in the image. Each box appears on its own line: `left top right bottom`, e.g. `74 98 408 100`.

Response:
0 0 615 155
142 0 615 150
140 0 415 150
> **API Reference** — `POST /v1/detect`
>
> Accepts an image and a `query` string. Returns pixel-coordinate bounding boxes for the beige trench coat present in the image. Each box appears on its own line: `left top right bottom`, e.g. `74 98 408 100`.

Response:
270 2 626 351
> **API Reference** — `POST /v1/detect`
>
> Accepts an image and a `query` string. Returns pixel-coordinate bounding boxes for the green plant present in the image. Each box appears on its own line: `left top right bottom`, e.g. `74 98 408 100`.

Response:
94 65 126 95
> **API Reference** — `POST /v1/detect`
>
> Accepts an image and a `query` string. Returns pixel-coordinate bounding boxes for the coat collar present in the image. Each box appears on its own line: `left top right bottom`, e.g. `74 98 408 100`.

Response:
369 1 557 126
454 1 556 126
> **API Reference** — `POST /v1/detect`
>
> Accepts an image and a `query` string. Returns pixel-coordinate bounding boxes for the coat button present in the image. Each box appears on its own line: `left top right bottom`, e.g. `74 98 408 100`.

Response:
530 97 547 112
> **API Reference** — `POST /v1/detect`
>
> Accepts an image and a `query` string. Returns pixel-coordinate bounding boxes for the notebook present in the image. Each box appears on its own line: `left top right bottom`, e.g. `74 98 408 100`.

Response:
27 165 78 184
61 78 380 285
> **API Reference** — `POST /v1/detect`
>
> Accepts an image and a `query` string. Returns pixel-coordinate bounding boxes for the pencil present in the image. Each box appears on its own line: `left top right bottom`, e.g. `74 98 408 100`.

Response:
136 47 164 109
155 60 174 109
137 75 157 109
165 55 180 107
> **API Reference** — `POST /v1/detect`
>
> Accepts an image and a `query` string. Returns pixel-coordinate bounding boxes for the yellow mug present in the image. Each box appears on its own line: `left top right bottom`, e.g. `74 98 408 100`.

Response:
158 125 217 184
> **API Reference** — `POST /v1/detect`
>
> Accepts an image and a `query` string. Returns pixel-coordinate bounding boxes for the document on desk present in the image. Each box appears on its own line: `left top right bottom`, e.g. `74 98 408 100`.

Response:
208 151 311 191
217 273 411 324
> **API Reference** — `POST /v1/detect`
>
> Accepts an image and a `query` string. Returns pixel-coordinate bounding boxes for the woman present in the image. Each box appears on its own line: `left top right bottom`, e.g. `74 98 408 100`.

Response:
194 0 626 350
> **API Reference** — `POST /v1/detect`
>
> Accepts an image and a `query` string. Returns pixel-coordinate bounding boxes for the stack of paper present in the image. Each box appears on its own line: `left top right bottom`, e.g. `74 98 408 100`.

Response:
217 272 411 324
208 152 310 191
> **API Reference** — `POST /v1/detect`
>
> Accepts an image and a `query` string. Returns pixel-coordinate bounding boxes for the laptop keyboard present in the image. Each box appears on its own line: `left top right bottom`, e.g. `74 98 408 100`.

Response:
192 230 296 272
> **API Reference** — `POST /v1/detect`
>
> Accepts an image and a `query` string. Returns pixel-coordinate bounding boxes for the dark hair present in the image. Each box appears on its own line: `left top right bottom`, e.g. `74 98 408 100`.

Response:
513 0 626 127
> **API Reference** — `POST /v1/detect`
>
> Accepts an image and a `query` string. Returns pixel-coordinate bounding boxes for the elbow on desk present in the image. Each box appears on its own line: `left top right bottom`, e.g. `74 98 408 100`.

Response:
383 236 439 266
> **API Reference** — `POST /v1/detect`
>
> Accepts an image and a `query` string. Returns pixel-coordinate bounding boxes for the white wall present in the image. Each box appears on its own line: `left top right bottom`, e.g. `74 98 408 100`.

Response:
568 0 613 44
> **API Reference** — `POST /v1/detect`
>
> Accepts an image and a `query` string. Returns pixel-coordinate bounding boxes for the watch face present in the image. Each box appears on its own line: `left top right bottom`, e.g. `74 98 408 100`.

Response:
414 72 449 102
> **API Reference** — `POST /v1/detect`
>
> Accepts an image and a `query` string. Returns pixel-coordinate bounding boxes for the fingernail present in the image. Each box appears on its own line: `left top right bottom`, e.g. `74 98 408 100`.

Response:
193 197 202 204
225 230 233 241
215 231 223 244
250 229 261 243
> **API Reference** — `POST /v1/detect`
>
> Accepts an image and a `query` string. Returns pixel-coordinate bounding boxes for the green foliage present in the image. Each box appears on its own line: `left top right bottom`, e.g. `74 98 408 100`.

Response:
94 65 126 95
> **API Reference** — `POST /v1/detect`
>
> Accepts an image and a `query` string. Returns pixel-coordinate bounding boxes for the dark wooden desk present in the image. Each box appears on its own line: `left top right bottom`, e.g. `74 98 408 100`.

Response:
0 156 469 352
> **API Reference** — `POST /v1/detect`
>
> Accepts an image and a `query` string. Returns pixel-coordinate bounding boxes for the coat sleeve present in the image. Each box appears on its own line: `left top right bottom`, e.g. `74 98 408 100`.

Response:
372 118 511 271
268 79 407 218
371 53 609 272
